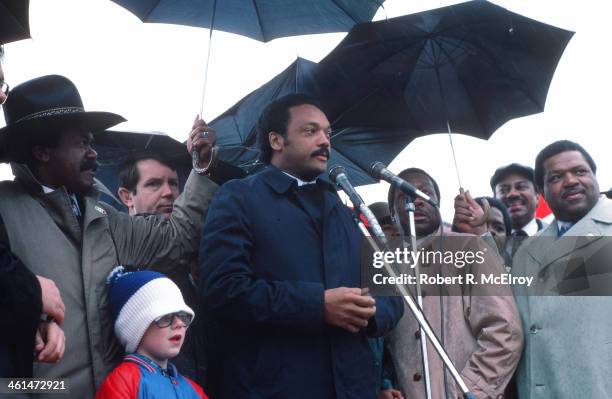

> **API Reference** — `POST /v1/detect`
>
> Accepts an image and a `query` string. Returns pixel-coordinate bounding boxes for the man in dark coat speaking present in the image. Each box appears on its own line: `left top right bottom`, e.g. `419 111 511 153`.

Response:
199 94 404 398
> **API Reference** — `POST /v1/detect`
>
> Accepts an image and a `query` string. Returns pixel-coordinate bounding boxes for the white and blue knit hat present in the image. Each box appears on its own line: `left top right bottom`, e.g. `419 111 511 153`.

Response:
107 266 194 353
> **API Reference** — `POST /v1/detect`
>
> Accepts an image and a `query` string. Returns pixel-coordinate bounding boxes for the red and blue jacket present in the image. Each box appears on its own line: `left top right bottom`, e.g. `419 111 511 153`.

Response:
96 354 207 399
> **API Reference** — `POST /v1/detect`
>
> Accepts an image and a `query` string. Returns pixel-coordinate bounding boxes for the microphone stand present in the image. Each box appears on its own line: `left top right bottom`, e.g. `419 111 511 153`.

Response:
404 197 432 399
349 207 477 399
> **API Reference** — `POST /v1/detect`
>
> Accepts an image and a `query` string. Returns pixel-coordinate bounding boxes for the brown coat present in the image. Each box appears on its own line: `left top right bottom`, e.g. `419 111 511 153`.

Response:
387 232 523 399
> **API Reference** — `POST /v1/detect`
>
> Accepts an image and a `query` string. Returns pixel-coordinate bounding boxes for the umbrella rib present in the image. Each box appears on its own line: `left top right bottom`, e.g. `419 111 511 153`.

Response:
249 0 267 41
331 82 427 134
0 3 29 35
355 35 429 74
230 114 244 143
451 27 544 110
142 0 162 21
329 0 381 24
434 38 490 134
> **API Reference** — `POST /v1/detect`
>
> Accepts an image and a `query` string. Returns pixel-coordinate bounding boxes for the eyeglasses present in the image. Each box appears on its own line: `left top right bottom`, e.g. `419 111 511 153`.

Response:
153 311 193 328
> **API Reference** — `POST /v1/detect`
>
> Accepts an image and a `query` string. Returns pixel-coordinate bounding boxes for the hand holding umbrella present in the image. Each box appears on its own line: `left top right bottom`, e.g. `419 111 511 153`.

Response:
188 115 218 174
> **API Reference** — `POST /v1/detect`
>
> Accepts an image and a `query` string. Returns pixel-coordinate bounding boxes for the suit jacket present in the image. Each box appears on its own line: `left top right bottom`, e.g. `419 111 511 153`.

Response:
199 166 404 399
512 196 612 399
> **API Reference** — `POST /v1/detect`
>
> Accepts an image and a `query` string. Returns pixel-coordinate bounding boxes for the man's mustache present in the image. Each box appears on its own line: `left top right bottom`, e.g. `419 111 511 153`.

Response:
80 160 99 172
311 148 330 159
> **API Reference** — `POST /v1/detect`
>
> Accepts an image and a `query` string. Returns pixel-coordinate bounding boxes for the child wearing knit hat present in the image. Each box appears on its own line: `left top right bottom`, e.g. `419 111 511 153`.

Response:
96 267 208 399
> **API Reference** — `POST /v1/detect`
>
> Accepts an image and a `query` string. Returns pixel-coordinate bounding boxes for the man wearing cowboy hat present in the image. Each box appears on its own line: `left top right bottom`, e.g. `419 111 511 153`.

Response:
0 74 218 398
1 46 67 379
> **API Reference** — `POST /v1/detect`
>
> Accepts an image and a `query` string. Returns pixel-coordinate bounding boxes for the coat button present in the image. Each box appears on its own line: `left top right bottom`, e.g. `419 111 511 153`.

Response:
413 372 422 381
414 330 421 339
529 325 538 334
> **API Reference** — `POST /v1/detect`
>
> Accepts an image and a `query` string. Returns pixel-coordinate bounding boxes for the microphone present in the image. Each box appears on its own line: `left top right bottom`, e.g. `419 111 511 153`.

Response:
370 162 438 207
329 166 387 243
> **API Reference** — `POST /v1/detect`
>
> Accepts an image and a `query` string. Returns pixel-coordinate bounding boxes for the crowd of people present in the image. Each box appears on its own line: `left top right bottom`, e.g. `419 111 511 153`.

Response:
1 43 612 399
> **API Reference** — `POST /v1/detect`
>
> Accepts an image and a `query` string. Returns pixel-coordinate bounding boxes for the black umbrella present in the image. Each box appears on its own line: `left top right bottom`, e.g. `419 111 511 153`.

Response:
318 0 573 187
320 0 574 138
109 0 383 43
0 0 30 44
108 0 386 172
210 57 415 186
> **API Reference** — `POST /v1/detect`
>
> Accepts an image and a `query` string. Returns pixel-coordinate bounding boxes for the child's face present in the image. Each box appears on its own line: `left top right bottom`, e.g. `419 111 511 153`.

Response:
137 313 189 365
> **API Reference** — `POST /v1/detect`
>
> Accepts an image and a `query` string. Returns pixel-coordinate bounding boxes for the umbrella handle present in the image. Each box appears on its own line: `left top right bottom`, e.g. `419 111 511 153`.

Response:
192 146 218 175
458 187 490 227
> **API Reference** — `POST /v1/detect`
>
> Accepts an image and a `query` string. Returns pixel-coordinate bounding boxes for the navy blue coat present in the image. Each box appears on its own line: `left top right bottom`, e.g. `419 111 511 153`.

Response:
199 166 403 399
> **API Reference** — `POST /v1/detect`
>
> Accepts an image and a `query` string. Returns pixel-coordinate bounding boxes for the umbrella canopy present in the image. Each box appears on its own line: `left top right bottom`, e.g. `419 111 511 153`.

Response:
109 0 383 42
319 0 574 138
0 0 30 44
210 57 415 186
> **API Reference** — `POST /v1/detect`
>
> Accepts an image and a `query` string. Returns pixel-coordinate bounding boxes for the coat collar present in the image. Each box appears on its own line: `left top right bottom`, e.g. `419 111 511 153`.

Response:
526 196 612 269
259 165 336 195
124 353 178 377
10 162 108 243
259 165 346 223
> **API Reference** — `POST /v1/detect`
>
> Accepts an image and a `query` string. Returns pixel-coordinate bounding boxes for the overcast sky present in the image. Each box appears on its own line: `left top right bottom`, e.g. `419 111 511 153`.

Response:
2 0 610 219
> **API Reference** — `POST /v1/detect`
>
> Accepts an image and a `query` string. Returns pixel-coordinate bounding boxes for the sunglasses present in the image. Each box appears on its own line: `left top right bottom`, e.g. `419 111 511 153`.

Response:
153 311 193 328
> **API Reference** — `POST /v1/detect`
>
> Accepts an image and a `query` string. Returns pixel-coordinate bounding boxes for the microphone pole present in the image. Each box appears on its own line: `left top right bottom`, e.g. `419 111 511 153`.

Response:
369 162 432 399
403 194 433 399
336 165 476 399
329 166 387 246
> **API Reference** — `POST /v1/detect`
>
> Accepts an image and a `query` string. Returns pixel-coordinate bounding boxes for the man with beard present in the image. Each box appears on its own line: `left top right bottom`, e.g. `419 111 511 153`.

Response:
199 94 403 398
386 168 523 399
0 75 217 397
512 140 612 398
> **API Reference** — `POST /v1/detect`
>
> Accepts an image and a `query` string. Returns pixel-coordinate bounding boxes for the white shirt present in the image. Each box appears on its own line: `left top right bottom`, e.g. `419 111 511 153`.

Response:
282 171 317 187
512 217 539 237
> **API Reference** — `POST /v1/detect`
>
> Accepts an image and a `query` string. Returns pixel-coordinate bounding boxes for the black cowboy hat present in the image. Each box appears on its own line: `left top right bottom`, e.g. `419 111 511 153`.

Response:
0 74 125 162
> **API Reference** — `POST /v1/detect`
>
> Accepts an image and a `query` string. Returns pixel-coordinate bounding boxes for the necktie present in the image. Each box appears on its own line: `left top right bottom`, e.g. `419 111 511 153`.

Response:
558 224 572 237
70 195 82 221
510 230 527 258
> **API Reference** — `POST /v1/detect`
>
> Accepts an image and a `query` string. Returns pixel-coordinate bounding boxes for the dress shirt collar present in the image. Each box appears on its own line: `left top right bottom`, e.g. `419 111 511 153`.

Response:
512 217 539 237
282 171 317 187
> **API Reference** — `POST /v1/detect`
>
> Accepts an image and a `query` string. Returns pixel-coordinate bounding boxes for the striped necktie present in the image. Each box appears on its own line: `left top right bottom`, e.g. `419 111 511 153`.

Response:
70 195 82 221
